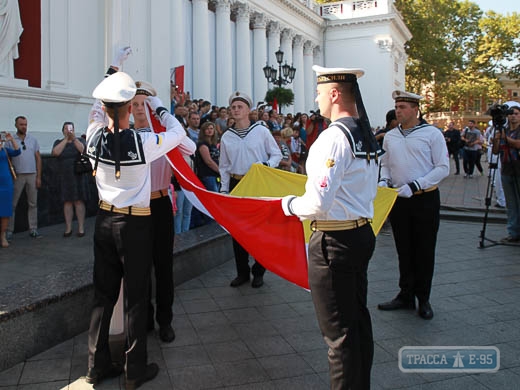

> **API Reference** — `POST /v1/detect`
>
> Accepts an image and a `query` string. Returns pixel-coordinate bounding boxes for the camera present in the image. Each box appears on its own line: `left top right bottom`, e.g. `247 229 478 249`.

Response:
488 103 514 128
0 132 6 142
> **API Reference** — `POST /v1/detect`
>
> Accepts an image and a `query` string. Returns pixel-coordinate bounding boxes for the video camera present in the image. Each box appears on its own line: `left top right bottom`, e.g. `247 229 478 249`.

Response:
488 103 514 128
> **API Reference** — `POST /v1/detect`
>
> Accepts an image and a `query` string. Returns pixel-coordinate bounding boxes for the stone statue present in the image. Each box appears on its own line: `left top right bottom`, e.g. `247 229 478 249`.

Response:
0 0 23 77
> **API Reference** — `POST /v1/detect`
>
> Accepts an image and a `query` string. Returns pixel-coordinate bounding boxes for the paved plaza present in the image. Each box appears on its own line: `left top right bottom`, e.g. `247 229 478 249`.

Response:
0 160 519 389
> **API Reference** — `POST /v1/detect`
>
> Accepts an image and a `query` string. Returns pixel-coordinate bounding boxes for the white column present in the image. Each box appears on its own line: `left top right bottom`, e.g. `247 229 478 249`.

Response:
46 0 69 89
215 0 232 106
280 29 294 70
304 41 316 112
292 35 305 113
267 21 281 71
150 0 172 102
170 0 185 70
280 28 294 113
252 13 268 106
105 0 130 69
311 45 322 112
192 0 210 100
234 3 251 97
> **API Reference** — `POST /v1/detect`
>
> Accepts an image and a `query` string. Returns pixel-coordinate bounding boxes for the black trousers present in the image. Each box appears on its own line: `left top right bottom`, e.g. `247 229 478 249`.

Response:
88 210 152 380
308 224 375 390
448 149 460 173
389 190 440 303
463 149 478 175
229 177 265 278
148 195 174 327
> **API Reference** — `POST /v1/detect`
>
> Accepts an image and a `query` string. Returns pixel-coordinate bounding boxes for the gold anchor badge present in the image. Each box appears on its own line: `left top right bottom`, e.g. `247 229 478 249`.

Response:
326 159 335 168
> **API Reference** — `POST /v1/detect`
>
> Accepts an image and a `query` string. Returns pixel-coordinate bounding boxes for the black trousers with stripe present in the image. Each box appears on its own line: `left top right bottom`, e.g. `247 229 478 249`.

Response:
389 189 440 303
88 209 152 380
308 223 375 390
229 177 265 278
148 195 174 328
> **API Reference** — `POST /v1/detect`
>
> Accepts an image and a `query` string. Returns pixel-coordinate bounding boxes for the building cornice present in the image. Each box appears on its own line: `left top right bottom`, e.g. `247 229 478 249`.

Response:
326 12 412 42
238 0 324 28
0 85 92 104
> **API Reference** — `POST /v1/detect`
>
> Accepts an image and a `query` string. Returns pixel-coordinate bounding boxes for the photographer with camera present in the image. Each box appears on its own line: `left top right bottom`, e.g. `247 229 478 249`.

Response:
492 102 520 243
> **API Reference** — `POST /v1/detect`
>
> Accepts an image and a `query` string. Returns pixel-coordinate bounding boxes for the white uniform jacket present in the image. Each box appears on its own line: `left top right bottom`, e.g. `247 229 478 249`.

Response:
219 122 282 192
380 123 450 191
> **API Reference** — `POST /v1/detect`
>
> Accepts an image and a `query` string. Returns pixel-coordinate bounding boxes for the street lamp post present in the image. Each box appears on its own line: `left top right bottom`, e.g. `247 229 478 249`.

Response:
263 48 296 114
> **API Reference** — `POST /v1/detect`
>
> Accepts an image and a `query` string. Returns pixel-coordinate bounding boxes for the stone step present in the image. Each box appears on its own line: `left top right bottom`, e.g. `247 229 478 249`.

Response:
0 222 232 371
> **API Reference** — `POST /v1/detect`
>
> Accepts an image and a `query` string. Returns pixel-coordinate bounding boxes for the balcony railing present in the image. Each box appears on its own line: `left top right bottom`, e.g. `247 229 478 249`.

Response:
319 0 387 20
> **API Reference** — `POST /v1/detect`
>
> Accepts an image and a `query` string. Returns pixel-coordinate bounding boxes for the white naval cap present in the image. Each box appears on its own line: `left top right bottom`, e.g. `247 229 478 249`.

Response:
92 72 137 104
312 65 365 83
229 91 253 108
135 80 157 97
504 100 520 109
392 90 423 104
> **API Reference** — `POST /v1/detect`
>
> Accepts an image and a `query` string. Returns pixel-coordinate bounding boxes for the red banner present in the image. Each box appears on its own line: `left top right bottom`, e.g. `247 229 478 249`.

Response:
148 107 309 289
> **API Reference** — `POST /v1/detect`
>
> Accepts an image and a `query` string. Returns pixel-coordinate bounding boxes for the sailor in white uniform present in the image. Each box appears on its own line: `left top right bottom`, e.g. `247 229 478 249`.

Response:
377 90 449 320
133 81 196 343
219 91 282 288
281 66 382 390
84 66 192 389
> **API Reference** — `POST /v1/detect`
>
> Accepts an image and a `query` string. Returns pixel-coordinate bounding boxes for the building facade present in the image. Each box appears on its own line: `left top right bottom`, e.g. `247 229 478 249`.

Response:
0 0 410 151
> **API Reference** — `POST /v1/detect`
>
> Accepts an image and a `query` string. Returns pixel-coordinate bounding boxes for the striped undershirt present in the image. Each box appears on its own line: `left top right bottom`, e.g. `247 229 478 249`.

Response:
232 127 251 139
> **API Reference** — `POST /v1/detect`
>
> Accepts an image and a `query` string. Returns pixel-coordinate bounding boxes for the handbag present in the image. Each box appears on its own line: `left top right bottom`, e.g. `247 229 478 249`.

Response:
74 153 93 175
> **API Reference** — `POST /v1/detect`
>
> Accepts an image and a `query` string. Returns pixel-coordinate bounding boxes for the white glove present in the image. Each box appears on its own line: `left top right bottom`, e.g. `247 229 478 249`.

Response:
145 96 164 112
111 46 132 68
378 180 388 188
397 185 413 198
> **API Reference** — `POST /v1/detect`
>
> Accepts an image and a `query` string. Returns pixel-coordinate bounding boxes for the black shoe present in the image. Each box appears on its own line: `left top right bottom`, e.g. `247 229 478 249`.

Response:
454 172 460 175
418 301 434 320
125 363 159 390
251 275 264 288
159 324 176 342
377 297 415 311
230 275 250 287
85 363 123 385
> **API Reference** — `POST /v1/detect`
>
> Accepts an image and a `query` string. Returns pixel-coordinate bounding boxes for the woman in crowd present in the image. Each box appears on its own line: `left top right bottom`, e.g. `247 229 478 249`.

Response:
51 122 89 237
225 117 235 132
0 131 20 248
195 121 220 192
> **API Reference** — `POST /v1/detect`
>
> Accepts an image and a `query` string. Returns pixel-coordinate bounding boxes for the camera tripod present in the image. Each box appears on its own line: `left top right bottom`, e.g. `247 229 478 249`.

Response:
478 124 513 248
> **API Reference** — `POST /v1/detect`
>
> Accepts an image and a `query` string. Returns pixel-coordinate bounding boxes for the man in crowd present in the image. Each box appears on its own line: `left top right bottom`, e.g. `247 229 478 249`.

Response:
492 101 520 243
282 65 382 389
444 121 461 175
378 90 449 320
7 116 42 240
219 91 282 288
84 49 192 388
461 119 482 178
187 111 201 143
199 100 212 125
375 109 398 148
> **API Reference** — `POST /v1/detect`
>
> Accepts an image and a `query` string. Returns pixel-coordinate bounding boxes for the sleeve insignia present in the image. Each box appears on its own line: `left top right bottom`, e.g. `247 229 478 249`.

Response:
325 159 335 168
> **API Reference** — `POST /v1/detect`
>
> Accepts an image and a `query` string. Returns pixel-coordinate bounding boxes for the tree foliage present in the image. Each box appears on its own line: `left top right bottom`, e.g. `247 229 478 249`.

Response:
317 0 520 112
265 87 295 111
395 0 520 112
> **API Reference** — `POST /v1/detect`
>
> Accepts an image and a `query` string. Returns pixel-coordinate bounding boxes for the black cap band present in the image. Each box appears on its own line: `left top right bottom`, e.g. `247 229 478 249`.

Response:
317 73 357 84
